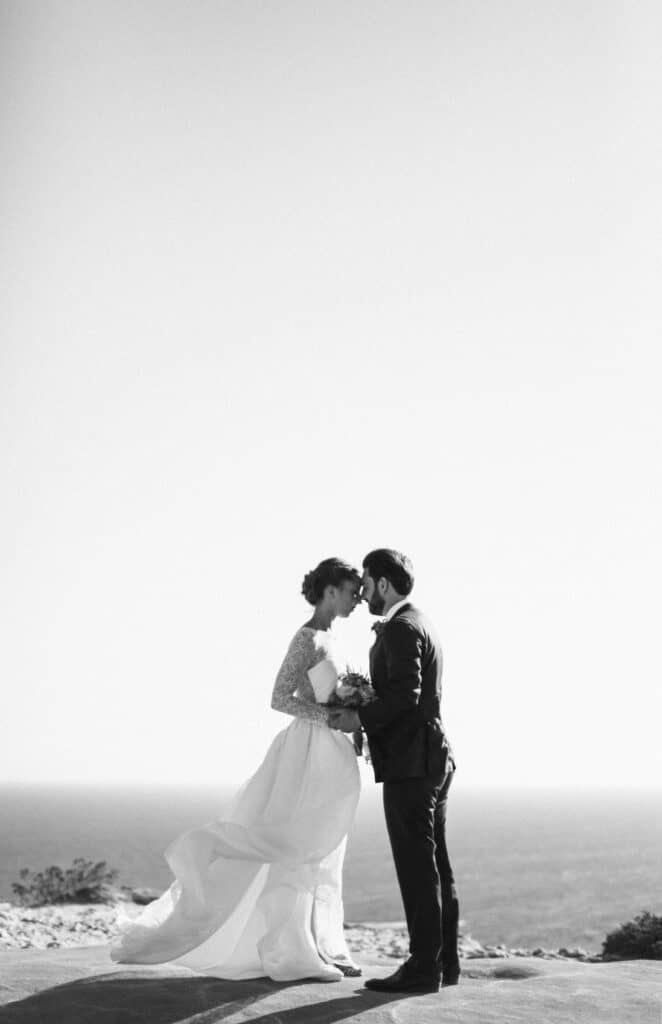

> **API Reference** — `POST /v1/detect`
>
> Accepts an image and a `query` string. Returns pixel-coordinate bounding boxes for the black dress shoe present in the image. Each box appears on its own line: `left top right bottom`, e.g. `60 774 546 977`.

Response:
364 962 441 994
441 969 461 987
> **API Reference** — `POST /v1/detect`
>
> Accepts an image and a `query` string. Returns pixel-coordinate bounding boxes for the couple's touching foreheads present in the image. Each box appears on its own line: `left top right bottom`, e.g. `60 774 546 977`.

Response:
112 549 460 994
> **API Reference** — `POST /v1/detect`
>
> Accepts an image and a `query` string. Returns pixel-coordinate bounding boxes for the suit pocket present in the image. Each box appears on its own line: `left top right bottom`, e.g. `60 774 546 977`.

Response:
382 725 428 777
425 723 450 775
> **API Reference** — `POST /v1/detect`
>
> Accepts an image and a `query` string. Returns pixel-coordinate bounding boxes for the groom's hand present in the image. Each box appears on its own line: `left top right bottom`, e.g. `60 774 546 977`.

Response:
329 708 361 732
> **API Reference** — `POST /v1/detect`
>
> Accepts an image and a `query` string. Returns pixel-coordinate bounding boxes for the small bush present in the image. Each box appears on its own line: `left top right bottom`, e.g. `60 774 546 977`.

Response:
602 911 662 960
11 858 119 907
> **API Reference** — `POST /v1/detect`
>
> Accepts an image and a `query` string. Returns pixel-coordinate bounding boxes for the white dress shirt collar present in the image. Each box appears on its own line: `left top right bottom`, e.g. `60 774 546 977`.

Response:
384 597 411 622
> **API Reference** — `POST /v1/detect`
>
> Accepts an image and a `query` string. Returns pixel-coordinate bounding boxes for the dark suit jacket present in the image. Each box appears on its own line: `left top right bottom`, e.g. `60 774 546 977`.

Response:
358 603 453 783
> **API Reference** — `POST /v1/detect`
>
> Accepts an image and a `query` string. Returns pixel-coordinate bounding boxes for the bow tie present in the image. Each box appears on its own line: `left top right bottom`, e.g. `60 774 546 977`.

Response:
371 620 386 637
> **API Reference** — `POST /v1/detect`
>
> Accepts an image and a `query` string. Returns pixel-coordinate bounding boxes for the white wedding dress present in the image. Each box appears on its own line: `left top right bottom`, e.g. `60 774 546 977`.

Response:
110 627 361 981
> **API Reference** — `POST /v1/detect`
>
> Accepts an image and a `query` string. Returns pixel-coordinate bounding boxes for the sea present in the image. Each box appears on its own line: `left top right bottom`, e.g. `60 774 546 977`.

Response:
1 782 660 953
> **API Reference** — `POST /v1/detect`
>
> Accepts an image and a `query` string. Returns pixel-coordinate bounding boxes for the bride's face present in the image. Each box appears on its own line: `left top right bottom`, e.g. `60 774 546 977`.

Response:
333 579 361 618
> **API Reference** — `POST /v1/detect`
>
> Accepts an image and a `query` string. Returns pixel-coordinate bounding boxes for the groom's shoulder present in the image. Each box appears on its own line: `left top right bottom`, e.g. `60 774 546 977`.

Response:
390 604 426 633
395 605 441 644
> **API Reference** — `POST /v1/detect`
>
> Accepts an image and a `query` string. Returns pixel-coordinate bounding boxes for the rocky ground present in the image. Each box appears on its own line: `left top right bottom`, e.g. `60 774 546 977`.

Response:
0 902 121 952
1 946 659 1024
0 900 603 963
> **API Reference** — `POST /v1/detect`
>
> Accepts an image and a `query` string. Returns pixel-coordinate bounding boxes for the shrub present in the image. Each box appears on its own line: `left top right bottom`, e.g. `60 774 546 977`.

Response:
11 858 119 906
602 911 662 960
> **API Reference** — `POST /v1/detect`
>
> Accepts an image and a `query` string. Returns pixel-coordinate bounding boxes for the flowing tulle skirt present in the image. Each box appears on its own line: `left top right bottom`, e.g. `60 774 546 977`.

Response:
110 719 361 980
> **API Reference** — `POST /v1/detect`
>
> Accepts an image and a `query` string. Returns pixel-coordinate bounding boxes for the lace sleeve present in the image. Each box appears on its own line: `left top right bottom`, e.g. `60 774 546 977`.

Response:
271 630 330 726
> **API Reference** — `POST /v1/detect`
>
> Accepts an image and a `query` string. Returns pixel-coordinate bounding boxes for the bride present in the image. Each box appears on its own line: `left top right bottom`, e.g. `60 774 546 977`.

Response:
111 557 363 982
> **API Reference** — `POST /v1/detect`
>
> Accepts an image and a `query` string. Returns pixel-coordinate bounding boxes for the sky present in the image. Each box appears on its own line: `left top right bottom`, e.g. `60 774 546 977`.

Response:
2 0 660 789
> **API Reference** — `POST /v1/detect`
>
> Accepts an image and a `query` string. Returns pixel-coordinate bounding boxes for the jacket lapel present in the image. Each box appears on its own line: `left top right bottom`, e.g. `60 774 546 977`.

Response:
369 604 413 695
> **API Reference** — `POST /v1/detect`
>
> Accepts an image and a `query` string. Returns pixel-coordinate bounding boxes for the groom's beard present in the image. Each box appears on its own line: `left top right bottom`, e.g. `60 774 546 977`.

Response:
368 593 386 615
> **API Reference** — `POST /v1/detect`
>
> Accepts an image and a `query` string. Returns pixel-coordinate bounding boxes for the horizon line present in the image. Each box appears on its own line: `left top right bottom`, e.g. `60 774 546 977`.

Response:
2 777 661 793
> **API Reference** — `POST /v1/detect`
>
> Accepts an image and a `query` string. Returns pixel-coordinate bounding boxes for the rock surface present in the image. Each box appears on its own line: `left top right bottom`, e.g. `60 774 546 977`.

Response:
0 904 603 962
0 904 119 951
0 946 659 1024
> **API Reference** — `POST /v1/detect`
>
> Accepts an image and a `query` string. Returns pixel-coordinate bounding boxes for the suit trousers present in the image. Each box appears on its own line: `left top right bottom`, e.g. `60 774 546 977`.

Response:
382 766 459 972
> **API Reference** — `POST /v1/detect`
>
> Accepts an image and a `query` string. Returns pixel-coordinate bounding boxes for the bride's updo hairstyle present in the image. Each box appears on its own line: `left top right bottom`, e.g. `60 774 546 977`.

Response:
301 558 361 606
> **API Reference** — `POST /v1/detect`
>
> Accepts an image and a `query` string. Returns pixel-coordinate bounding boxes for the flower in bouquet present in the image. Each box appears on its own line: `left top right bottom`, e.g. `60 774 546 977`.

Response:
327 668 376 708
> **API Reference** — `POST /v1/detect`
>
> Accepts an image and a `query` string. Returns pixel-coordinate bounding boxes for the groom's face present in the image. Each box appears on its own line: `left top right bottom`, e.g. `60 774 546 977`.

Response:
361 570 386 616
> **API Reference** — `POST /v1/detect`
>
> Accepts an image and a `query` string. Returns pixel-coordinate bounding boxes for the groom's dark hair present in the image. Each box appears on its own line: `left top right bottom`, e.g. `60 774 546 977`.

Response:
362 549 414 596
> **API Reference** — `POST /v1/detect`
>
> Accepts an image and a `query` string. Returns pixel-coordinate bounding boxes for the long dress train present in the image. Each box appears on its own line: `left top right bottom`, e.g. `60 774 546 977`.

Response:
110 627 361 981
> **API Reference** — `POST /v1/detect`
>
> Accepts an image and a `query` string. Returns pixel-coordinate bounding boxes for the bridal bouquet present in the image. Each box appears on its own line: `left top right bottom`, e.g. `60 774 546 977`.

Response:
327 669 376 708
307 666 374 760
329 669 375 761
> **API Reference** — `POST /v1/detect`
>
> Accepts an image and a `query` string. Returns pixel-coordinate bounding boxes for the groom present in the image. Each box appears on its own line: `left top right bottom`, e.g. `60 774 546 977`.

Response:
330 548 460 993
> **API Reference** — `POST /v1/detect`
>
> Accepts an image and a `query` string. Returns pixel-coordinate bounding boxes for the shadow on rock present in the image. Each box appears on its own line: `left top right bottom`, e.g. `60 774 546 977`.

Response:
489 965 543 981
0 972 408 1024
222 989 409 1024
